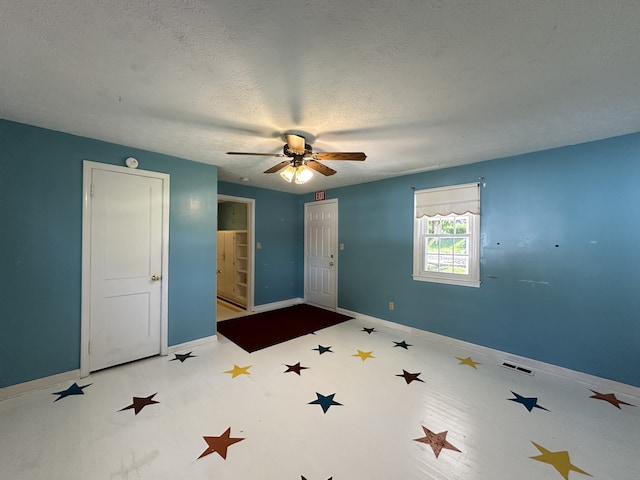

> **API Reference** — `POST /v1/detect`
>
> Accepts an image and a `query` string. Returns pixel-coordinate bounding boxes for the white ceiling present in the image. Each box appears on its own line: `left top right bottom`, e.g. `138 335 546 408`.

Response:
2 1 640 193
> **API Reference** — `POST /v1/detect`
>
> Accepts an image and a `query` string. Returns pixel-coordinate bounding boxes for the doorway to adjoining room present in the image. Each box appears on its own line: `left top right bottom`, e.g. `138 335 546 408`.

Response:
217 195 254 321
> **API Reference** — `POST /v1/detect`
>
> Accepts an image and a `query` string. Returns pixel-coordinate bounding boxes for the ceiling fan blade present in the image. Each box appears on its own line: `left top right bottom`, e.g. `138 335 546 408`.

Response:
284 133 306 154
313 152 367 161
227 152 286 157
306 160 337 176
264 160 292 174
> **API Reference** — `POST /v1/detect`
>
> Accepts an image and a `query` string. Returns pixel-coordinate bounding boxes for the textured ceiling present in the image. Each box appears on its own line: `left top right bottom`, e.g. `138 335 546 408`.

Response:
1 0 640 193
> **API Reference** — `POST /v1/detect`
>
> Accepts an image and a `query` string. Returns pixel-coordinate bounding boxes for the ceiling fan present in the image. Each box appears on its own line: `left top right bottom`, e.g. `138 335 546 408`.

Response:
227 133 366 184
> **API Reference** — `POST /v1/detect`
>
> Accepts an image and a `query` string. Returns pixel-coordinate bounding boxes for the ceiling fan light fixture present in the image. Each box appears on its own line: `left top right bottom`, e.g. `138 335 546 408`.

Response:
294 165 313 184
227 134 365 184
280 165 296 183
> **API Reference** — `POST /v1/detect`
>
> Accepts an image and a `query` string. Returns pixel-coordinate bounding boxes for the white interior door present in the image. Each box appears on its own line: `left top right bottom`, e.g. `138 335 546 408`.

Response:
81 161 169 374
304 199 338 309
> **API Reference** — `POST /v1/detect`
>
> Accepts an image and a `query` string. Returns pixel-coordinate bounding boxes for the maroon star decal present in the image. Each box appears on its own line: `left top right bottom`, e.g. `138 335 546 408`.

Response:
414 426 461 458
118 393 159 415
284 362 309 375
198 427 245 460
396 369 424 384
590 390 635 409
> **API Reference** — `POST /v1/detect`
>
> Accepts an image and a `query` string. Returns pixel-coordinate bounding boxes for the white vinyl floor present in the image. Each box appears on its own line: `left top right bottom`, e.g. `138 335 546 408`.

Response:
1 310 638 480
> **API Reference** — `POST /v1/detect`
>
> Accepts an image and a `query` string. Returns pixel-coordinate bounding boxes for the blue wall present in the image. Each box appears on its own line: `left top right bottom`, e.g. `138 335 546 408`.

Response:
218 182 303 305
3 118 639 389
309 133 640 387
0 120 218 388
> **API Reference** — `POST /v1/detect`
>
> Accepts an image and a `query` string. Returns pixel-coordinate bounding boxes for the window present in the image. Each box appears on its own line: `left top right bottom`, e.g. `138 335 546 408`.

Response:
413 183 480 287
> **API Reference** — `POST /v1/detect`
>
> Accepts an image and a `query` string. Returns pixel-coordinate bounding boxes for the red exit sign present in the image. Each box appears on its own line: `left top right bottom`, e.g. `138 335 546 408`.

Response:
314 190 326 201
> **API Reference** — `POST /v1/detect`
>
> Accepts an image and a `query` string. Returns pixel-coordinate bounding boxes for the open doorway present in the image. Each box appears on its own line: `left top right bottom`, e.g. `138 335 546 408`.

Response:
217 195 255 321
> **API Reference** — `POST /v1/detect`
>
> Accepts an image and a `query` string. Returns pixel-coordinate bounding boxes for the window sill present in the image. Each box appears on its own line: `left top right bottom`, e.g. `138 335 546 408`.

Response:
412 274 480 288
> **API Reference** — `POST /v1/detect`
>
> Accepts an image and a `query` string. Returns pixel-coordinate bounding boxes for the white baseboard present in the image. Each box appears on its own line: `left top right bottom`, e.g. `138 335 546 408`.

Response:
0 369 81 401
2 336 218 401
251 297 304 313
168 334 218 353
5 308 637 402
338 308 640 400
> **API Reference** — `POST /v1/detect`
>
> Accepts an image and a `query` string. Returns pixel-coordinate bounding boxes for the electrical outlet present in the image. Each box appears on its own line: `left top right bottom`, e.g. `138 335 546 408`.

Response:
388 301 394 310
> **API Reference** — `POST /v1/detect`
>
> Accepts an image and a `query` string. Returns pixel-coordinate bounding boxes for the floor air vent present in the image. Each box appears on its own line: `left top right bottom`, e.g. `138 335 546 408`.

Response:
501 361 534 376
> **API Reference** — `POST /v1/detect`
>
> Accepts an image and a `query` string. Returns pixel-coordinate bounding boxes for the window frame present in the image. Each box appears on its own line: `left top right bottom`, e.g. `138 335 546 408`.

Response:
412 184 480 288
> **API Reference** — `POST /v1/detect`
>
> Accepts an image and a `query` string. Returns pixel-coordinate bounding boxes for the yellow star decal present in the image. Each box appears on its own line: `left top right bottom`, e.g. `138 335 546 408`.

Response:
352 350 375 361
530 442 591 479
456 356 480 368
224 364 251 378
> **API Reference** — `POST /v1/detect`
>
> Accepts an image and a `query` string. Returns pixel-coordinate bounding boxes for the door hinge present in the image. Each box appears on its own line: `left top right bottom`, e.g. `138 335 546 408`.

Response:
90 183 94 197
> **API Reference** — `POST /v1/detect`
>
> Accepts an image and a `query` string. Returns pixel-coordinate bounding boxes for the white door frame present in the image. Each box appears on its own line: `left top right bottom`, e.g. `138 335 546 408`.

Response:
217 194 255 313
80 160 170 377
304 198 338 309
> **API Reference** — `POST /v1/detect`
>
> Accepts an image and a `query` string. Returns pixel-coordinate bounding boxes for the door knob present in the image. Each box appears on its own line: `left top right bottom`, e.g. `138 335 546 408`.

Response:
151 275 161 281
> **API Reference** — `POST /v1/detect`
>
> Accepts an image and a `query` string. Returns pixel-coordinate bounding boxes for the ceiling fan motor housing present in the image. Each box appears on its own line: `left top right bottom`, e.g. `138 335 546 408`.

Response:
284 143 312 157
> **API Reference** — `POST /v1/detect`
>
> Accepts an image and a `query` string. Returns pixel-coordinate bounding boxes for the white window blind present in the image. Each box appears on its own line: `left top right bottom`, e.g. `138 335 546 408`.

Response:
415 182 480 218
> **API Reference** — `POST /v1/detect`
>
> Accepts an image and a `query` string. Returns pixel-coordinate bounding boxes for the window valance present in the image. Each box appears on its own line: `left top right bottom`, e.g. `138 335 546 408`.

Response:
414 182 480 218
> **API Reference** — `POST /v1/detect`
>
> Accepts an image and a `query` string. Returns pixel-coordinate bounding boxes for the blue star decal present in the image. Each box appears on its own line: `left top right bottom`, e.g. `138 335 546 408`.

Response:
508 391 549 412
52 382 92 402
309 392 343 413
